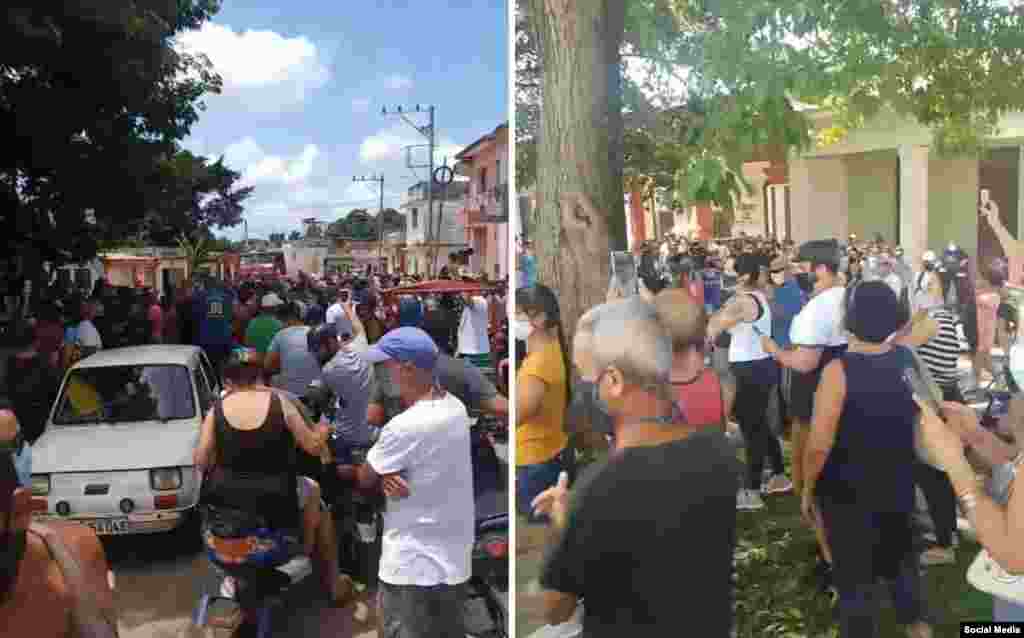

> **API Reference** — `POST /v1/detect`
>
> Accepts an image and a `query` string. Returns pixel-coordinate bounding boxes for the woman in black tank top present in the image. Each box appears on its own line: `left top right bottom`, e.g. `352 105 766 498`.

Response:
194 347 354 606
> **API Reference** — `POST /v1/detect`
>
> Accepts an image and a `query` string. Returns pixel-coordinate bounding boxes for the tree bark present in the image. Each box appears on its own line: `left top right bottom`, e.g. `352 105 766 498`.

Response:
528 0 626 337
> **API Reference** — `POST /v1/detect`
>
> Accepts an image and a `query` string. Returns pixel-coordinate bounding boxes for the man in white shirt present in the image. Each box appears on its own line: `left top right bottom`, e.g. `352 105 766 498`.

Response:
67 299 103 353
760 239 848 592
457 291 491 369
356 327 475 637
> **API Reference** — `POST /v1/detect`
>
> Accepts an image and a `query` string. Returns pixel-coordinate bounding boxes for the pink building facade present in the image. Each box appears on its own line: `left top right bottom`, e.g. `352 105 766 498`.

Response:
455 123 509 281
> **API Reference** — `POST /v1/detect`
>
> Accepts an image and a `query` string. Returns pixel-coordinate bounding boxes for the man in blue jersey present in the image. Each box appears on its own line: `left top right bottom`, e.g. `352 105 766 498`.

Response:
193 277 237 381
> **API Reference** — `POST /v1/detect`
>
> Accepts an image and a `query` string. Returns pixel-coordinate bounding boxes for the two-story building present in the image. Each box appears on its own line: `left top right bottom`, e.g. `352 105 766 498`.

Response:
455 123 509 280
399 180 469 276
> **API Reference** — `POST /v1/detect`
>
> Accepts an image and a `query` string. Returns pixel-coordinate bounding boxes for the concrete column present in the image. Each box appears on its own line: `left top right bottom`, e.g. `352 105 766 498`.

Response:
788 155 811 244
899 145 930 260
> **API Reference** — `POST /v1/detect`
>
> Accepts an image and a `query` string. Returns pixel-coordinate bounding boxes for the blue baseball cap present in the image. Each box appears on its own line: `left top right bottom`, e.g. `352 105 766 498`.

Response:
362 327 439 371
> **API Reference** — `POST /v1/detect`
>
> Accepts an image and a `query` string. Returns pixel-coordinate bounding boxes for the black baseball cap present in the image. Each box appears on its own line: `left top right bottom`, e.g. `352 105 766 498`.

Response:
796 239 841 267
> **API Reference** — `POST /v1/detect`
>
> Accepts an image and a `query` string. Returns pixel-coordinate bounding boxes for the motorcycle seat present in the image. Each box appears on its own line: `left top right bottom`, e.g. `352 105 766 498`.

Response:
476 513 507 535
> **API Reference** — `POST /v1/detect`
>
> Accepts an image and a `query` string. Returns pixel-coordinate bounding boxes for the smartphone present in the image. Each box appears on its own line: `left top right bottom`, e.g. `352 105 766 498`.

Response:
981 188 991 205
610 251 638 296
904 367 945 470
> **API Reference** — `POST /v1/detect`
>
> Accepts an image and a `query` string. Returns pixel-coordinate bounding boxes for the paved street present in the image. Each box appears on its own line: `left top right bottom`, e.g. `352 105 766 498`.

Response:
104 533 381 638
107 440 509 637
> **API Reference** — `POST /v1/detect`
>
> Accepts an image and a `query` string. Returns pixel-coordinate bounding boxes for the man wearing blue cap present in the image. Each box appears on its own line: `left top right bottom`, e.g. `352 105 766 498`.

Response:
355 327 475 637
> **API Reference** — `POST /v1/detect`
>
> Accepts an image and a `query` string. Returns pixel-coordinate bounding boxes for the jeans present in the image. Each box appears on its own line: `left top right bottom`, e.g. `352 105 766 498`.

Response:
914 384 964 548
730 358 783 490
516 451 563 524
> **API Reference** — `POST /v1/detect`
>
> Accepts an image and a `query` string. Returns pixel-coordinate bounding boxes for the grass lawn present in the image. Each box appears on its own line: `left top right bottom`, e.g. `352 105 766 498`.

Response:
735 443 992 638
514 441 992 637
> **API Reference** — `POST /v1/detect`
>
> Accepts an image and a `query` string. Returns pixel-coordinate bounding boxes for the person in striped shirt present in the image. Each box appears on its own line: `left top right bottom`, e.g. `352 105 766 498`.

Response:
896 291 963 566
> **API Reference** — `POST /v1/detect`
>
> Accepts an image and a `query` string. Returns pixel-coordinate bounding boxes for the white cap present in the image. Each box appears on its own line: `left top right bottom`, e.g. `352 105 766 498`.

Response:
261 292 284 307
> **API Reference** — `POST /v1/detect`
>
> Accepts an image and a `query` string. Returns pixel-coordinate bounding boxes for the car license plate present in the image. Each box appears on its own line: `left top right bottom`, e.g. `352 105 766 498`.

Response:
86 518 129 535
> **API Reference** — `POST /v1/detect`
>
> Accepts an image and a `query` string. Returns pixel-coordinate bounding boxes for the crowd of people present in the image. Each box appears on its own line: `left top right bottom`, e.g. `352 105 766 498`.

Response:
516 191 1024 637
0 258 511 636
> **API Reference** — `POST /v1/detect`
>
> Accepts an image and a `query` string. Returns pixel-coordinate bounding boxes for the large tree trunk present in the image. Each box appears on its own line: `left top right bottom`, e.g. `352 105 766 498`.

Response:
527 0 626 337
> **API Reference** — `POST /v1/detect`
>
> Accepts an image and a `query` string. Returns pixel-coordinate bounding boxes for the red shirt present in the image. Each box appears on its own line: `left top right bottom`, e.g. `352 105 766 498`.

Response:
147 304 163 340
33 319 65 359
672 368 724 430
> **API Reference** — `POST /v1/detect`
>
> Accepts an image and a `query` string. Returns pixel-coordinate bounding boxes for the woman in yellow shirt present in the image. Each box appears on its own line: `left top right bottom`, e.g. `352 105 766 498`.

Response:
515 284 572 524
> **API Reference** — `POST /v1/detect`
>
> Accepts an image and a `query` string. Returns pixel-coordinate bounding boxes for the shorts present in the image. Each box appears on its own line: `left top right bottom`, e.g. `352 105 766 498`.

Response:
297 475 325 511
516 451 563 523
379 581 467 638
788 368 820 422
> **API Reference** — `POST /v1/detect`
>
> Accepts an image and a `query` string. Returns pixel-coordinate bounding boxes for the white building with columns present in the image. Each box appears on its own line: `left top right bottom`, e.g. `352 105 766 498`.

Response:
780 107 1024 278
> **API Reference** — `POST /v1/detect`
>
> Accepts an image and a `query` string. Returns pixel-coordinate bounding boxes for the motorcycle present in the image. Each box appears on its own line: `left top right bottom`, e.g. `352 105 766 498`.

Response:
194 550 314 638
466 408 509 638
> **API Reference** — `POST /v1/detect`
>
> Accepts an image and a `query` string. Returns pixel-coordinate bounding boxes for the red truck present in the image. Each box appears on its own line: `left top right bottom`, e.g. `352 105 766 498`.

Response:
238 251 285 281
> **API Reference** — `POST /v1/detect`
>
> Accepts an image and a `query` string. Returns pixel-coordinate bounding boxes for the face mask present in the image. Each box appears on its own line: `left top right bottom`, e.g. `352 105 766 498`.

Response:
1009 344 1024 400
795 271 817 293
570 379 615 436
513 319 534 341
0 514 26 604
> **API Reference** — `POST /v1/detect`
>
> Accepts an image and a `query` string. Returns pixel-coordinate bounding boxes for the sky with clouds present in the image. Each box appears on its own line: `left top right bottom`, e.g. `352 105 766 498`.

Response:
176 1 506 239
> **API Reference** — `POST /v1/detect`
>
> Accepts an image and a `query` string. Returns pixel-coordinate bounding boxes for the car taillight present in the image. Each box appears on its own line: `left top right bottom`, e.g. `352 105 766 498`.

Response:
154 494 178 509
479 536 508 559
150 467 182 491
31 474 50 496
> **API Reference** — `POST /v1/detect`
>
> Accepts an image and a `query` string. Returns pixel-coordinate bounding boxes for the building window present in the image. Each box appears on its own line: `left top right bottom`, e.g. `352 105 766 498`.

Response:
494 260 501 276
495 158 502 186
479 167 488 195
412 208 418 228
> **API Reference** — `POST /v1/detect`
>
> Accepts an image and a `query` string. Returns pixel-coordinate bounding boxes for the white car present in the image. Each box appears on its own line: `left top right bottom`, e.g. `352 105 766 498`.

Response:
30 345 221 537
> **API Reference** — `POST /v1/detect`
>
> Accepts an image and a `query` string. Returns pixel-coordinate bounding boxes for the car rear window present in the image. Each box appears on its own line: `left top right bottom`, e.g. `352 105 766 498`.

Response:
53 365 196 425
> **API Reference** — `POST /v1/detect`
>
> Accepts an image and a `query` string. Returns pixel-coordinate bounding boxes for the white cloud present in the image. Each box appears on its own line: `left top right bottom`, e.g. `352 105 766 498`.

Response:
358 124 464 168
384 74 413 90
352 98 372 113
224 137 319 187
176 22 330 111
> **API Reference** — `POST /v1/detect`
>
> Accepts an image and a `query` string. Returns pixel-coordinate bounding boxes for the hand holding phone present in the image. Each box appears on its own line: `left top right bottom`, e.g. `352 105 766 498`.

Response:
904 367 946 470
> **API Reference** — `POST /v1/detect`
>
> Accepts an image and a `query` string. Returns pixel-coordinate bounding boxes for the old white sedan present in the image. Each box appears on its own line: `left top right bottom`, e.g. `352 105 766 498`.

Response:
30 345 221 537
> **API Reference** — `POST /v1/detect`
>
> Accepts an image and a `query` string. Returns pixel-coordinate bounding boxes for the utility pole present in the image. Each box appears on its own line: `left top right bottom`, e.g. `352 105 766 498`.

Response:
353 174 385 273
383 104 435 274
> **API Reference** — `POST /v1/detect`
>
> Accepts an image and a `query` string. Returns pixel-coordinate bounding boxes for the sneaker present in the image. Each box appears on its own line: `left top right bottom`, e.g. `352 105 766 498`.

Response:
919 546 956 567
762 474 793 495
737 488 765 511
906 622 934 638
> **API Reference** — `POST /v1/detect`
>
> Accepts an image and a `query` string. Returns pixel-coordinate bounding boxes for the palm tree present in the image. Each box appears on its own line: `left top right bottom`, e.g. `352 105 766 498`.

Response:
176 232 215 281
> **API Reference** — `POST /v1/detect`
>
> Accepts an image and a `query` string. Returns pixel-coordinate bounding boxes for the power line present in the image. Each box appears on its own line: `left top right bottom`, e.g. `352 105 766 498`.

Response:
383 104 436 274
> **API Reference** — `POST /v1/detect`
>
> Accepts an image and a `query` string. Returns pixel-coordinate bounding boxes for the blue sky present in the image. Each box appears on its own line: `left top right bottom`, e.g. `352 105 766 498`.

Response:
176 0 507 239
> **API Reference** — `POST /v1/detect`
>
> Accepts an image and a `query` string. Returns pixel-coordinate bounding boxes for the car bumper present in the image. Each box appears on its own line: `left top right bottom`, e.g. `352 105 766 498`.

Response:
33 508 192 536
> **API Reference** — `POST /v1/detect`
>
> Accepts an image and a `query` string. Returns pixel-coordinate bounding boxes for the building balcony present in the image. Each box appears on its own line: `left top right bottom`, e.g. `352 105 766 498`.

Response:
459 183 509 225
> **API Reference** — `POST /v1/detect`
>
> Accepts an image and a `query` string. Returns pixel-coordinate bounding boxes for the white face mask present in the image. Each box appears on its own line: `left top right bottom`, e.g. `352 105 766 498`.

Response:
513 319 535 340
1009 344 1024 394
